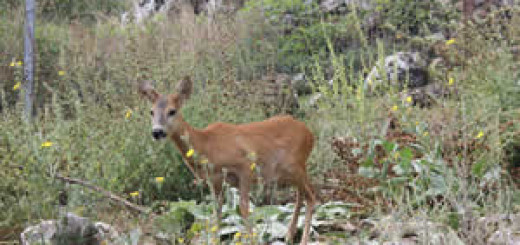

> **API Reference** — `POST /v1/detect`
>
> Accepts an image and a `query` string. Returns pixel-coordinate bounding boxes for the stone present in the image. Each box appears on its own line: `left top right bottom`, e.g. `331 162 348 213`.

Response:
20 213 118 245
291 73 313 96
402 82 457 108
20 220 58 245
488 229 520 245
308 93 323 108
122 0 244 24
320 0 374 13
475 214 520 245
370 216 464 245
122 0 173 24
364 52 429 94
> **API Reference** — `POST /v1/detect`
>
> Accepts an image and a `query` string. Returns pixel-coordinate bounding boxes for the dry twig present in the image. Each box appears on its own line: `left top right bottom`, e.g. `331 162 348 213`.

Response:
54 174 151 216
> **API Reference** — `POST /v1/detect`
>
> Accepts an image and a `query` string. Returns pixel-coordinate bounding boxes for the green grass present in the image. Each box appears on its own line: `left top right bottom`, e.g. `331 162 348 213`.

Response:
2 1 520 244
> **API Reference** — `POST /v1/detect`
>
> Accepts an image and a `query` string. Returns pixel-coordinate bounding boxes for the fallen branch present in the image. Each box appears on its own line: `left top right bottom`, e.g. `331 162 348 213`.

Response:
54 174 152 216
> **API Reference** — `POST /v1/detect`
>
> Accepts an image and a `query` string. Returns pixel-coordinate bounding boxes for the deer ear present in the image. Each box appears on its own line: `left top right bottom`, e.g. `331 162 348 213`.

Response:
138 80 159 102
176 76 193 104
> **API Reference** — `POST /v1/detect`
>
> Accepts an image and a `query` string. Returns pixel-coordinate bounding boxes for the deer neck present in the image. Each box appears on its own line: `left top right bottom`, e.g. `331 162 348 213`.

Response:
178 116 208 156
168 116 208 182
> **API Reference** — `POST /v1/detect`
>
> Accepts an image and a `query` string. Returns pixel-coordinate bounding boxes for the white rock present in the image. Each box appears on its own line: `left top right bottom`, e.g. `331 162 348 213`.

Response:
364 52 428 93
20 213 118 245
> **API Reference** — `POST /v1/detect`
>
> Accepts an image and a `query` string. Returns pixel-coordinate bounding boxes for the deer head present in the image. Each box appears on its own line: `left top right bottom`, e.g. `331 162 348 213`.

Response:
138 76 193 140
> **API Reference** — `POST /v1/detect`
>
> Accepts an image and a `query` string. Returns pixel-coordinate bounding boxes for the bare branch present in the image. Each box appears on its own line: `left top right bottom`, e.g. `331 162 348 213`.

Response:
54 174 152 216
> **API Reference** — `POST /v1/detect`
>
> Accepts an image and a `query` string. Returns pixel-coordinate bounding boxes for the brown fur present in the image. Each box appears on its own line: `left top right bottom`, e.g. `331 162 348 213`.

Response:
139 77 316 244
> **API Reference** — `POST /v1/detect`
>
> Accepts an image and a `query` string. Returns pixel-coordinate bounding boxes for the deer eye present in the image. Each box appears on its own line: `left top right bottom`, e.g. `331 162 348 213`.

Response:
150 110 154 116
168 109 177 117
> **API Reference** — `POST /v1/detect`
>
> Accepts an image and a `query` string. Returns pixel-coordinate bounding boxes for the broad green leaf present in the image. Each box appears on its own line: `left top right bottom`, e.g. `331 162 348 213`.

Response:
358 166 378 178
382 140 397 153
471 159 487 178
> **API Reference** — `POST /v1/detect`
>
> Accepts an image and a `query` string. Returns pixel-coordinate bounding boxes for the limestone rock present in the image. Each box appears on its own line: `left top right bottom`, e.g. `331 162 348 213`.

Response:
20 213 118 245
364 52 429 94
319 0 374 13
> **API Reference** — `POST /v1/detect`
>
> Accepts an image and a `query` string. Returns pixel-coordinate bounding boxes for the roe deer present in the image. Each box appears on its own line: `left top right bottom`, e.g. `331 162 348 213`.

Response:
138 77 317 244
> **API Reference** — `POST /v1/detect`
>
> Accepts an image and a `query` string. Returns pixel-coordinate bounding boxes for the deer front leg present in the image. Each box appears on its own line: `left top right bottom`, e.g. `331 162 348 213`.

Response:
239 171 252 233
211 175 224 223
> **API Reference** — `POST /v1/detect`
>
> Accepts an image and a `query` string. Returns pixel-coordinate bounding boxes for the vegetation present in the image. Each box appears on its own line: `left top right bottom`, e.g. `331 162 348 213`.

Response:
1 0 520 244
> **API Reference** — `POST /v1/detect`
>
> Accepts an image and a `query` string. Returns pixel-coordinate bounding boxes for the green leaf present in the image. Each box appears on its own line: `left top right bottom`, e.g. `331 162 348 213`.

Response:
358 166 378 178
362 157 374 167
400 147 413 161
388 176 409 186
471 159 487 178
382 140 397 153
399 147 414 170
426 173 448 196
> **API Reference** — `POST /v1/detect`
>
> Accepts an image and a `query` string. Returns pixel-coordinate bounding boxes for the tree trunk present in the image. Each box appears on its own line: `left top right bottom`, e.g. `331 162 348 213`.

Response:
24 0 35 121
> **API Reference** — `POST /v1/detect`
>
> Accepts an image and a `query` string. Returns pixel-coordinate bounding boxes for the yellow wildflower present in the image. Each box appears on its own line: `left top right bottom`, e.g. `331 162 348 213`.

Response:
445 39 456 46
200 158 208 164
186 149 195 158
476 131 484 139
41 141 53 147
210 225 218 232
406 96 412 104
391 105 398 112
177 238 184 244
13 82 21 91
9 61 15 67
250 163 256 171
423 131 429 137
393 152 400 159
155 177 164 183
252 232 257 237
234 232 241 240
125 109 132 119
130 191 139 197
16 61 22 66
396 33 403 39
448 77 454 86
415 121 419 126
58 70 65 76
236 242 242 245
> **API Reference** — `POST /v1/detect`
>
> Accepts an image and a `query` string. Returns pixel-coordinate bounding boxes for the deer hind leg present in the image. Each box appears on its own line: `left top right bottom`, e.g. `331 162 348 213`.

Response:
300 176 317 245
285 188 303 244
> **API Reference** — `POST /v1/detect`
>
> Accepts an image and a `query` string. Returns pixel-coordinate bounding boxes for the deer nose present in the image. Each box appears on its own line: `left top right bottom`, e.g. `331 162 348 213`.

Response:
152 129 167 140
